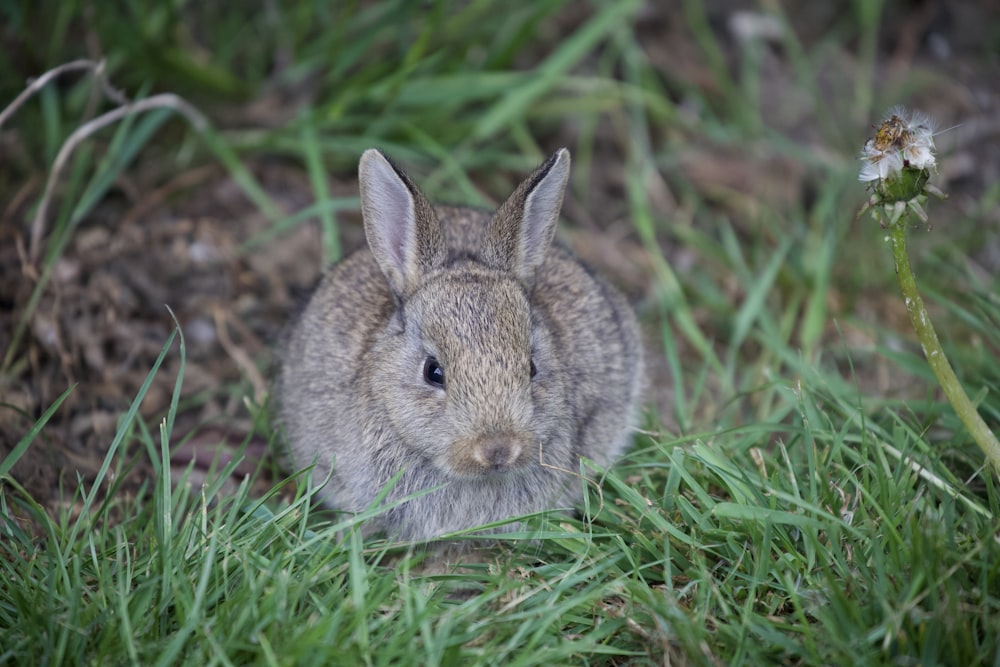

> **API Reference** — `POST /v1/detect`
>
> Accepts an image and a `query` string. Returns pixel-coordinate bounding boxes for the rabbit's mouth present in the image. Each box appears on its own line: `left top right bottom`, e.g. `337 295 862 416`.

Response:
447 432 535 477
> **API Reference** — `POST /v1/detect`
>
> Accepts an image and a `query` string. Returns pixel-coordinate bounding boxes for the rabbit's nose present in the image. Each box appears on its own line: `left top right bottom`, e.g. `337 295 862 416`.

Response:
449 432 533 476
473 435 523 469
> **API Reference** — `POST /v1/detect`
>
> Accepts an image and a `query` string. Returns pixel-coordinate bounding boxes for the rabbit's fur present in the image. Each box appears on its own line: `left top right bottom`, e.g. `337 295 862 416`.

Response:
278 148 643 541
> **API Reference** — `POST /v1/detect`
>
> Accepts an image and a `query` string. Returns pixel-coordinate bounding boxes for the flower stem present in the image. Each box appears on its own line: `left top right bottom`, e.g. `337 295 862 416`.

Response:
888 218 1000 478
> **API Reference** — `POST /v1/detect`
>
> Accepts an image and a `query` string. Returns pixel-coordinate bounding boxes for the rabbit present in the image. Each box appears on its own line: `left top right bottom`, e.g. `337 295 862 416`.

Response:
277 147 644 542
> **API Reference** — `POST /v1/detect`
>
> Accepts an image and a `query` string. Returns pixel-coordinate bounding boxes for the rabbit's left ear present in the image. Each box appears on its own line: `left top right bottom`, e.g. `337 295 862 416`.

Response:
484 149 570 285
359 149 445 297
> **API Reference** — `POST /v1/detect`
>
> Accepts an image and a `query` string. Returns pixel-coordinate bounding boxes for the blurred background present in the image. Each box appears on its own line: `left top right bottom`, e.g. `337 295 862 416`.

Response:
2 0 999 511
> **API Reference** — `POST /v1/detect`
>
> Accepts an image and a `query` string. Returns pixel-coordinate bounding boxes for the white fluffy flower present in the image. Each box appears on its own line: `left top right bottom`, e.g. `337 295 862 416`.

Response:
859 107 936 183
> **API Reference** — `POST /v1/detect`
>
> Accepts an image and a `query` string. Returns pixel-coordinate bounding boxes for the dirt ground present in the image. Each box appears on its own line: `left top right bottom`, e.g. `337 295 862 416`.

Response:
2 1 999 517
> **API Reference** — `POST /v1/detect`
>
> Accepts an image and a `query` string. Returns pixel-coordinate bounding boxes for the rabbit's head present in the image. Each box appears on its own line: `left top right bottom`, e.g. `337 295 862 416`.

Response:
358 149 572 480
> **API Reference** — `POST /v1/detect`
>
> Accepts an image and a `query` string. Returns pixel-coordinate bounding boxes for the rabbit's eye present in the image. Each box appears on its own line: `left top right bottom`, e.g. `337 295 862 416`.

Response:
423 357 445 388
530 360 537 379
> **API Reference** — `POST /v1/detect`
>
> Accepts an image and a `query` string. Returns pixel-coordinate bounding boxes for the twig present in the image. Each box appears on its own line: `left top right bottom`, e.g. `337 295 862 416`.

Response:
120 164 222 228
538 442 606 521
28 93 209 263
0 59 125 131
879 440 991 518
213 307 268 405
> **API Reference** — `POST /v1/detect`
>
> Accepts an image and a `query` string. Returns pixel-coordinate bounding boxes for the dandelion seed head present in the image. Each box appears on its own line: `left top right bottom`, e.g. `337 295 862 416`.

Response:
859 140 904 182
860 107 937 182
859 106 941 213
859 106 935 176
872 112 910 153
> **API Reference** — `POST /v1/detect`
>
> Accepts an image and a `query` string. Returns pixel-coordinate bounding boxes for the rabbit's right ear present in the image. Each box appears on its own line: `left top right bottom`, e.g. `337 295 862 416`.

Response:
359 149 445 296
484 149 570 286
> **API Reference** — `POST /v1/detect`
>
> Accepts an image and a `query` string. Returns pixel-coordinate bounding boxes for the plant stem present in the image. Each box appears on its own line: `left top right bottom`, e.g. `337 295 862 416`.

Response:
888 218 1000 478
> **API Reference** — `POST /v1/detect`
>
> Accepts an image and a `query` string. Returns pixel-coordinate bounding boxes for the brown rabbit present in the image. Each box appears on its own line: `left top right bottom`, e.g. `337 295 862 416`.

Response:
277 148 643 541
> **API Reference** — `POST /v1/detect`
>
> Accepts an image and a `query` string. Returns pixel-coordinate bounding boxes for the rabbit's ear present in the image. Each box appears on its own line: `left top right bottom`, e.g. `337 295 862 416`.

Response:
485 149 570 284
359 149 444 296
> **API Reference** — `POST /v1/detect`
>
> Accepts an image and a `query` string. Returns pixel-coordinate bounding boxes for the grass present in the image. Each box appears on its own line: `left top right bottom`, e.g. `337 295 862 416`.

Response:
3 1 1000 665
